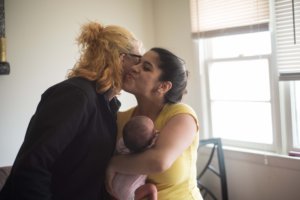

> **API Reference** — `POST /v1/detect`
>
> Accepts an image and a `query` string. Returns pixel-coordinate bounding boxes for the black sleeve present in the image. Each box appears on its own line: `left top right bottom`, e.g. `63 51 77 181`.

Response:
10 83 90 200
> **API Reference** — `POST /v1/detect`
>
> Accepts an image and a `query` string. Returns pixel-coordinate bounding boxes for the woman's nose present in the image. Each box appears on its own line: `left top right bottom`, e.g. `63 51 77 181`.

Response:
130 63 140 73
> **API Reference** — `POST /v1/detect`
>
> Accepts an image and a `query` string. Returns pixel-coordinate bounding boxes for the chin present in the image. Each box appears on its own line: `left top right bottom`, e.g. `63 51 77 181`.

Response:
122 80 133 90
121 84 132 93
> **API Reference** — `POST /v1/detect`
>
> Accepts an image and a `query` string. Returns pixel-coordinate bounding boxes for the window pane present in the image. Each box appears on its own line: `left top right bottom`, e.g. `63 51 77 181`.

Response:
209 59 270 101
292 81 300 148
211 101 273 143
211 31 271 58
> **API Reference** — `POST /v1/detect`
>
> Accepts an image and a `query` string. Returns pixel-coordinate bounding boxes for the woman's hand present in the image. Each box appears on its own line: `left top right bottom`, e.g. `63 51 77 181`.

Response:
105 160 117 198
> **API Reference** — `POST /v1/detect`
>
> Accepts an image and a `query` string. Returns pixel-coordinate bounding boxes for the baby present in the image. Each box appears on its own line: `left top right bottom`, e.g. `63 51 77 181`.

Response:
112 115 158 200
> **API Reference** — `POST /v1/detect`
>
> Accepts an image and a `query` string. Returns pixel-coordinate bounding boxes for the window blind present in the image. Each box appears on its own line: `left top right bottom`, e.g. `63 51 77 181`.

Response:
190 0 269 38
275 0 300 81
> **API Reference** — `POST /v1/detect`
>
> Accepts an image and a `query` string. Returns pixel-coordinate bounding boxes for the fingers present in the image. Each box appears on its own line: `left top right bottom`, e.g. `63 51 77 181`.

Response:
105 166 116 197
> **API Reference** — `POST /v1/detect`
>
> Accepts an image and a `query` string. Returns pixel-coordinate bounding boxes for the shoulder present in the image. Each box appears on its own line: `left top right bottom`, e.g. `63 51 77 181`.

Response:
62 77 96 98
163 103 198 119
43 77 96 100
157 103 199 130
164 103 196 113
38 77 100 115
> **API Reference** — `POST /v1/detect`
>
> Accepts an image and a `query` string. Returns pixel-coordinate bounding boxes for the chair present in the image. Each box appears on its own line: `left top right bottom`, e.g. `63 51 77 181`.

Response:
0 166 11 191
197 138 228 200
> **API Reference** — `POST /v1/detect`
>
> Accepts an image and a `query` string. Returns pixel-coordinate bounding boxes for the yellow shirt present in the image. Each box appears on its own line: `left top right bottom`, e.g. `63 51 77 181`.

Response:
117 103 203 200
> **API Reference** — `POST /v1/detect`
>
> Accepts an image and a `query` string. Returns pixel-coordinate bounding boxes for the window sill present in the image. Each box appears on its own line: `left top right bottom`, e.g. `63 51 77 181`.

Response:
222 146 300 171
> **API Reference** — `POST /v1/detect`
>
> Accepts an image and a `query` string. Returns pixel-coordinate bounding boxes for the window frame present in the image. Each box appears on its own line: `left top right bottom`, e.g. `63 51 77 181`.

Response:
279 81 300 153
199 34 282 153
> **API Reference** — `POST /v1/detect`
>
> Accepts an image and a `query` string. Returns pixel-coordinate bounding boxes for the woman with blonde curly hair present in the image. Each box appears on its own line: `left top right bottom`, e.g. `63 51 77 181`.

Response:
0 21 143 200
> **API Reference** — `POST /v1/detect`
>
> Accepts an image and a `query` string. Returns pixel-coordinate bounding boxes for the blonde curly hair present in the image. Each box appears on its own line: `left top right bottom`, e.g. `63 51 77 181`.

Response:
67 21 140 94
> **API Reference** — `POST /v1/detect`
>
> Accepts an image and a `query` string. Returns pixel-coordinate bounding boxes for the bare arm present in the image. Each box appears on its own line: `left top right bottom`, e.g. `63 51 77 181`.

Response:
106 113 197 192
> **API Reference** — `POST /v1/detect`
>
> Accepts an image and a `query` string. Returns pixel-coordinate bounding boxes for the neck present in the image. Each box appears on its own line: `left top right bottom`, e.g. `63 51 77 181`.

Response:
133 99 165 121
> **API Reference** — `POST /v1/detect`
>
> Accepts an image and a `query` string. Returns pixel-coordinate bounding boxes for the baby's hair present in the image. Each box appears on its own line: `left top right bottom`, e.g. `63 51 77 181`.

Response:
123 116 155 152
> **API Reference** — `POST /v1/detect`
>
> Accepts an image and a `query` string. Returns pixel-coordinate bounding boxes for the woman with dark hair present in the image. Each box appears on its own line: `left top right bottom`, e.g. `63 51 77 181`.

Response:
107 48 202 199
0 21 142 200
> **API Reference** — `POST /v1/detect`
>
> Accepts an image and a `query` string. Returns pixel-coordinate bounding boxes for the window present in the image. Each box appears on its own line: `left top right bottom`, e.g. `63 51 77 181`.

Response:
191 0 300 154
200 31 275 151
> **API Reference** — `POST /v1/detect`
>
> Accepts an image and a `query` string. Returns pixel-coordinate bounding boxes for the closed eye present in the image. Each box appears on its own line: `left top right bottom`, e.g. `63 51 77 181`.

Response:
142 61 153 72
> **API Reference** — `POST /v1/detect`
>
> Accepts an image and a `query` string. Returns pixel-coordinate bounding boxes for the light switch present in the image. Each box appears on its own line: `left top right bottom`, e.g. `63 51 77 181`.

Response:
0 61 10 75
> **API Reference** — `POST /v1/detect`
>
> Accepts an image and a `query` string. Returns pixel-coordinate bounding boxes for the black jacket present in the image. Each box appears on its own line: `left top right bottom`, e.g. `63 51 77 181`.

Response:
0 77 119 200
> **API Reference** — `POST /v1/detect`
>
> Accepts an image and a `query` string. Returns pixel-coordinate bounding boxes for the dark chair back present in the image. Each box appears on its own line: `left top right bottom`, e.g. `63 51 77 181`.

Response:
197 138 228 200
0 166 11 191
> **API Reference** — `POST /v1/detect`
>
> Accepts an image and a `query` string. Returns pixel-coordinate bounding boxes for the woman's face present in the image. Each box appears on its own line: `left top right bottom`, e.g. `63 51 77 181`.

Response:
122 41 144 74
122 50 163 98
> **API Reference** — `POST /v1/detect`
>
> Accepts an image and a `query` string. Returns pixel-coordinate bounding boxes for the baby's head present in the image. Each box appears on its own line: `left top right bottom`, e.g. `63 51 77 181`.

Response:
123 116 157 153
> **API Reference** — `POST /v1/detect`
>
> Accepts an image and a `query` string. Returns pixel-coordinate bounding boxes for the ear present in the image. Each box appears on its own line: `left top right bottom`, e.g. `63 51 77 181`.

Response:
158 81 172 94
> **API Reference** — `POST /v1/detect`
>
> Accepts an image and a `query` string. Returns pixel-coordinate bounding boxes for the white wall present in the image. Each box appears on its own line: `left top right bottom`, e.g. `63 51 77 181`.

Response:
1 0 300 199
198 147 300 200
0 0 155 166
152 0 202 115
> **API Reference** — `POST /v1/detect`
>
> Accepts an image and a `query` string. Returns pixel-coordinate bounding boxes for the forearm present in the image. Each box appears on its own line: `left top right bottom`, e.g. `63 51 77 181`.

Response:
110 148 171 175
110 114 197 175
